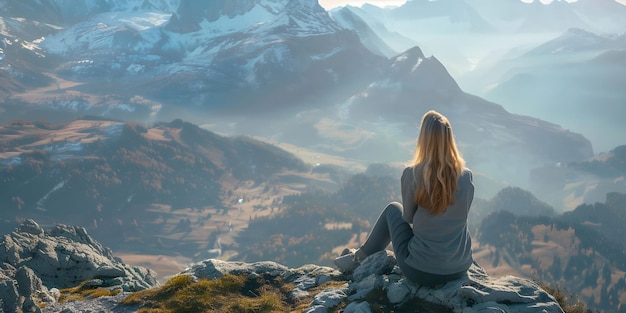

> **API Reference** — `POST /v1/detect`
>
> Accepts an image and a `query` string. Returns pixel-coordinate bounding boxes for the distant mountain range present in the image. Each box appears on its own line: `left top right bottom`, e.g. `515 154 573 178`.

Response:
0 0 600 199
481 28 626 153
474 191 626 313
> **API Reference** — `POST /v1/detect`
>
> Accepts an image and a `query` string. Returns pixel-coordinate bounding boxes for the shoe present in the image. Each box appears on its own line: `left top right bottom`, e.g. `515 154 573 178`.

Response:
334 248 361 272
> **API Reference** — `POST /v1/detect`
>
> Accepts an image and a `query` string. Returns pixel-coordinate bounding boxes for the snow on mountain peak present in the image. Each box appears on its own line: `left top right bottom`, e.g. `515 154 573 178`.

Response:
167 0 338 35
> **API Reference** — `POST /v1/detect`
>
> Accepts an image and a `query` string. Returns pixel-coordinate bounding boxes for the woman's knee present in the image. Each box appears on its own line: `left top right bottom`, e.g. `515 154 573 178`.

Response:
385 201 402 213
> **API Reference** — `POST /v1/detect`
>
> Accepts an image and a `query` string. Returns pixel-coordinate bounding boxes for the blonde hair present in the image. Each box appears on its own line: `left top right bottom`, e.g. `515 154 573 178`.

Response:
411 110 465 214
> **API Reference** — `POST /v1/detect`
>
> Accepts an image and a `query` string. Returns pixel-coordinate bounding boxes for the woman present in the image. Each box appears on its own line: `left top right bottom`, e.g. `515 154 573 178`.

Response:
334 110 474 286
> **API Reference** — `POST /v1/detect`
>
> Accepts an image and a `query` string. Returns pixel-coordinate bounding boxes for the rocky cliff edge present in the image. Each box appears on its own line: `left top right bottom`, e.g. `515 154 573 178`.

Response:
0 220 158 313
1 220 563 313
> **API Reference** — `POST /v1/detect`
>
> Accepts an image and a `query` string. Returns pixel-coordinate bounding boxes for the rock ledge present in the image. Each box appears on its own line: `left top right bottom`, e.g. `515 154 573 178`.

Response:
0 220 158 313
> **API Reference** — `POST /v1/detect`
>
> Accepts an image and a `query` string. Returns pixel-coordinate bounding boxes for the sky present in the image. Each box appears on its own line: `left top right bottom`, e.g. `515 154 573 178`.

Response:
318 0 626 9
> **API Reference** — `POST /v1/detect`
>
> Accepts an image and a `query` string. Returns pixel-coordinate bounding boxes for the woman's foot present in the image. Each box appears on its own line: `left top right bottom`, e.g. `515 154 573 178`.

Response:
334 248 366 272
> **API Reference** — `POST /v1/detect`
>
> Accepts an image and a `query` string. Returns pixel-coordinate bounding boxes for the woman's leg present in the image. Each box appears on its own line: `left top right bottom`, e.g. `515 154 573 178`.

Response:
359 202 413 260
359 202 467 286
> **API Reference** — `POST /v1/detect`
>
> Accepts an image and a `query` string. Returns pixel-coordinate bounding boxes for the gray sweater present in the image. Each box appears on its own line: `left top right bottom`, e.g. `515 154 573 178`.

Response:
400 166 475 275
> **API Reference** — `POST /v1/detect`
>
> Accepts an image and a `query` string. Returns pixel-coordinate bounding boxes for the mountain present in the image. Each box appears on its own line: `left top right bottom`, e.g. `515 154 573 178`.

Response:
475 191 626 312
0 15 60 96
465 0 626 34
328 6 397 58
331 46 593 194
0 118 317 257
484 29 626 153
523 28 621 57
387 0 494 34
468 186 556 224
530 145 626 211
331 5 418 54
19 0 383 116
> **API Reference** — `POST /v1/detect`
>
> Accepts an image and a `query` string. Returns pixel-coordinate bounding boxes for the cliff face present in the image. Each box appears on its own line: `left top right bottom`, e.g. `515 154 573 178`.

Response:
0 220 564 312
0 220 158 313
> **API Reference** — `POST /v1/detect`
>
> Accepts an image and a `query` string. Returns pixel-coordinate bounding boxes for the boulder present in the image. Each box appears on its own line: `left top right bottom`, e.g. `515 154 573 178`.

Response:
0 219 159 310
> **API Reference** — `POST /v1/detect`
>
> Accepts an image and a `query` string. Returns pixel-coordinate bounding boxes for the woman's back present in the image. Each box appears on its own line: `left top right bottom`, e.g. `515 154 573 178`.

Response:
402 167 475 275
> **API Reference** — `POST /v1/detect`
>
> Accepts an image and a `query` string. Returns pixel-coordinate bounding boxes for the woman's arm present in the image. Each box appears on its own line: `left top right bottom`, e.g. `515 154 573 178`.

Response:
401 167 418 223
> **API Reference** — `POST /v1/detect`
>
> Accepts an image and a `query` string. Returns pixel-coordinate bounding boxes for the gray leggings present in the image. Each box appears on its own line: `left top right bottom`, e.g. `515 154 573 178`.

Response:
359 202 465 287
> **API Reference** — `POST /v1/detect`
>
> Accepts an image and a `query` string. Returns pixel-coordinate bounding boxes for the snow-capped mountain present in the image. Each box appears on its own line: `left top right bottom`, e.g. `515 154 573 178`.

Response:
0 15 58 95
32 0 384 113
0 0 179 25
334 46 592 186
0 0 597 193
329 5 417 56
341 46 461 122
328 6 396 58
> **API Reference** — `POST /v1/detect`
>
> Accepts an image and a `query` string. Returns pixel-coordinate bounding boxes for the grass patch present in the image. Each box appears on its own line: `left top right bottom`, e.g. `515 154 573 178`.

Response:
537 282 592 313
58 280 122 303
121 274 293 313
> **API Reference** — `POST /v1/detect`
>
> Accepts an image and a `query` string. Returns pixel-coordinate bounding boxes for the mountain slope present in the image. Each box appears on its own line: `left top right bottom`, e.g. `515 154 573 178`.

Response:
465 0 626 34
331 46 592 195
484 29 626 153
329 6 397 57
33 0 385 114
0 118 311 254
388 0 494 34
475 192 626 312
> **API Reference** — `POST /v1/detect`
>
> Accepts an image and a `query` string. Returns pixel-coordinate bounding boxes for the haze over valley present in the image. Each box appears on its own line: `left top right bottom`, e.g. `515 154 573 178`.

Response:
1 0 625 311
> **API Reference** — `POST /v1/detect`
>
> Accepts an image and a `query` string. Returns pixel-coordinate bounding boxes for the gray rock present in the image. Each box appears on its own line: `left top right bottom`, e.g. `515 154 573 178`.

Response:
343 301 372 313
294 274 318 290
0 271 19 313
304 304 329 313
288 264 343 284
348 273 383 301
386 280 411 304
94 266 125 278
352 250 396 281
289 287 310 301
183 259 289 280
344 251 564 313
18 219 45 236
311 288 347 308
0 220 159 311
16 266 46 299
83 279 104 288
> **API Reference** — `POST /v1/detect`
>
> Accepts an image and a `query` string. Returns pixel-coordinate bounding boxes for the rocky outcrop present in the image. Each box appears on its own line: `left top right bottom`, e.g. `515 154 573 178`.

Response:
0 220 158 312
2 220 564 312
183 250 564 313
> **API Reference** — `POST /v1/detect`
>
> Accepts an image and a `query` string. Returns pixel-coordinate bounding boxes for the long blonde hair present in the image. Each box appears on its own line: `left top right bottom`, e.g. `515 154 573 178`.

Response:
411 110 465 214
